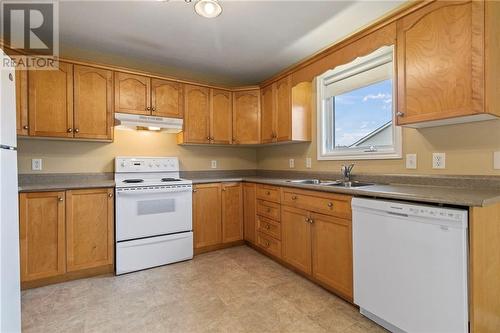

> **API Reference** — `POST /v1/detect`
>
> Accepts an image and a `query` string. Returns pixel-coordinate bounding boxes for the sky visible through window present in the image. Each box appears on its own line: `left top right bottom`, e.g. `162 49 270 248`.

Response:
333 79 393 147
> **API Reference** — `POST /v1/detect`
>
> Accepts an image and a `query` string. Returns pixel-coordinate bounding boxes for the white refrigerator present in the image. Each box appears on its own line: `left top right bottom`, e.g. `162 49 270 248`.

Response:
0 49 21 332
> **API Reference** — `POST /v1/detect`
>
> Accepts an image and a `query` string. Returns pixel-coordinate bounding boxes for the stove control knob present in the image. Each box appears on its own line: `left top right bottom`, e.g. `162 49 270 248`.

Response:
121 162 126 167
149 163 153 168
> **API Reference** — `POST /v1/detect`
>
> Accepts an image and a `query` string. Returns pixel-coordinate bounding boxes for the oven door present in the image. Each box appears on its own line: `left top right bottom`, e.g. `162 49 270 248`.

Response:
116 186 192 241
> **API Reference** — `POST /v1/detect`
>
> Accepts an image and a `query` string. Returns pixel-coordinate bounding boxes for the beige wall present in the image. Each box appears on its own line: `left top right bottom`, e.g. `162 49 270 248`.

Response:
18 128 257 174
256 112 500 175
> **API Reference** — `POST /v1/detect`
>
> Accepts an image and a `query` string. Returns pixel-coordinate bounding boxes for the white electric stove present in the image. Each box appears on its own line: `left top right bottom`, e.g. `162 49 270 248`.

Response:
114 156 193 275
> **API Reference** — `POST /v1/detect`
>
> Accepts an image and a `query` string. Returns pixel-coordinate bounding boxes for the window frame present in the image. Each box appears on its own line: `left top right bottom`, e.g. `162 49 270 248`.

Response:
316 45 402 161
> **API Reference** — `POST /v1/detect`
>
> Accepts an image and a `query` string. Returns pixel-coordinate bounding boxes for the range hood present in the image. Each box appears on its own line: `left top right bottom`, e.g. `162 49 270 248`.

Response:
114 112 183 133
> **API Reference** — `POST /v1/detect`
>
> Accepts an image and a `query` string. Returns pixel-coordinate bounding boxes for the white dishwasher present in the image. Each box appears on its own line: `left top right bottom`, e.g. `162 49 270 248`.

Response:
352 198 468 333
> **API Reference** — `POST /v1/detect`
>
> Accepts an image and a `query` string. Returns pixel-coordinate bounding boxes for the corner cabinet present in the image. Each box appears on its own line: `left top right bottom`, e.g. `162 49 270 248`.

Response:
397 0 500 127
19 188 114 289
232 89 261 144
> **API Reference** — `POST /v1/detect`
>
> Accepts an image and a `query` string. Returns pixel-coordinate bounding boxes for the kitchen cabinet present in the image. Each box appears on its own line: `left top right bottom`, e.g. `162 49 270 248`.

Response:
73 65 113 140
232 89 260 144
222 183 243 243
260 77 311 143
193 183 222 249
243 183 257 244
397 0 500 127
211 89 233 144
19 191 66 282
15 69 28 136
66 188 114 272
19 188 115 289
311 212 353 300
281 205 312 275
151 78 184 118
114 72 151 115
182 84 211 144
28 62 74 138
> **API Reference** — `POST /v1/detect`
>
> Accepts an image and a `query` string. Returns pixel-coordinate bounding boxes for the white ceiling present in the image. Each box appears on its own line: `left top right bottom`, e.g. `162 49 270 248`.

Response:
57 0 405 86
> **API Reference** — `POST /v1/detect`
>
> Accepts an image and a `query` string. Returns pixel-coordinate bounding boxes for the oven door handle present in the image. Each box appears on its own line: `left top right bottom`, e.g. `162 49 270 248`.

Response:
116 188 193 195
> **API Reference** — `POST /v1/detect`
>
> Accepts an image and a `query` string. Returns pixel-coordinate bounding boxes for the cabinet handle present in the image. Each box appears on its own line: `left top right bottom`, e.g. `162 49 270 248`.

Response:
23 125 29 130
151 107 156 112
265 241 270 247
74 128 79 133
206 136 211 141
193 189 197 193
58 197 63 202
396 111 405 117
327 202 333 208
210 136 214 141
222 188 226 192
265 224 270 230
291 195 297 200
67 128 73 133
310 218 314 224
266 191 270 195
108 193 113 198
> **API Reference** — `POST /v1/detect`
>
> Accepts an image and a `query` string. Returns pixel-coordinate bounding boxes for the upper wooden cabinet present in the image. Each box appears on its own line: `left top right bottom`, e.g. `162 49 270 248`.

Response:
28 62 74 138
397 0 500 127
182 84 211 144
260 76 311 143
19 191 66 282
221 183 243 243
66 188 114 272
114 72 151 115
73 65 113 140
211 89 233 144
151 78 184 118
15 69 28 136
193 183 222 249
233 89 261 144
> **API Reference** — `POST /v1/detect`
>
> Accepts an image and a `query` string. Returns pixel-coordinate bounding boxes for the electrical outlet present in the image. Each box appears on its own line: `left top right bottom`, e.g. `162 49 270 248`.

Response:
432 153 446 169
31 159 42 171
405 154 417 169
306 157 312 169
211 160 217 169
494 151 500 170
289 158 295 168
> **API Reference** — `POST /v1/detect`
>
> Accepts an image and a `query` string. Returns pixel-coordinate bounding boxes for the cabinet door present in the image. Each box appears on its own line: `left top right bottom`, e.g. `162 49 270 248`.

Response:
260 84 275 143
66 188 114 272
28 62 73 137
281 206 311 274
184 84 210 144
243 183 257 244
275 76 292 141
232 90 260 144
211 89 232 144
222 183 243 243
193 183 222 248
73 65 113 140
397 0 484 125
311 212 353 300
151 79 184 118
15 69 28 135
19 192 66 281
114 72 151 115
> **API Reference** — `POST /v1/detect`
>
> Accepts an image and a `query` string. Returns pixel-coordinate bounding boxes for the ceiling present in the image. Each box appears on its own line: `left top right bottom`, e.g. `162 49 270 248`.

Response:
57 0 405 86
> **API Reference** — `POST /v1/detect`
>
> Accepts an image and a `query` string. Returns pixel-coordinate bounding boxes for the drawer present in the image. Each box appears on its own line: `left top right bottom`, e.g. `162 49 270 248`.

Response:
257 231 281 258
256 215 281 240
256 185 280 203
257 200 280 221
282 188 352 219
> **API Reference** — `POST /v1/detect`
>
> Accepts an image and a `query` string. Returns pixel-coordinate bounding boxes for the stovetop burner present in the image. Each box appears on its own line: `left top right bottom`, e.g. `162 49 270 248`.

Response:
123 179 144 183
161 178 182 182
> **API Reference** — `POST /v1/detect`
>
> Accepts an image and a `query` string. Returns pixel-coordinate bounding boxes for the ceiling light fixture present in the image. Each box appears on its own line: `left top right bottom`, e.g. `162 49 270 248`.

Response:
194 0 222 18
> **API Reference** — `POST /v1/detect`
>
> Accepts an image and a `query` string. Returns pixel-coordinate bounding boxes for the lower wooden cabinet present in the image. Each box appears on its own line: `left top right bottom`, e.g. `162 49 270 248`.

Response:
222 183 243 243
242 183 257 244
66 189 114 272
311 212 353 300
19 188 114 288
281 206 312 275
193 183 243 253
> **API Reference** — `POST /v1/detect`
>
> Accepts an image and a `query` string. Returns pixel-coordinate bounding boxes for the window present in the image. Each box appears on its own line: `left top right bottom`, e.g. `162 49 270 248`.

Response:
317 45 401 160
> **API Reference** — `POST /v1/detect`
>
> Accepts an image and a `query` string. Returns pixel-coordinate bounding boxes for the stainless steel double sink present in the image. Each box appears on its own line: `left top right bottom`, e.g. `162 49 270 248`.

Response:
285 179 374 188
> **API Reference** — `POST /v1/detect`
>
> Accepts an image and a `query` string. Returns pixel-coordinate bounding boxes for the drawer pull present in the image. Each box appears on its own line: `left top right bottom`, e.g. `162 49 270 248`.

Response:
327 202 334 208
58 197 63 202
291 195 298 200
265 241 270 247
265 224 270 230
108 193 113 198
266 191 270 195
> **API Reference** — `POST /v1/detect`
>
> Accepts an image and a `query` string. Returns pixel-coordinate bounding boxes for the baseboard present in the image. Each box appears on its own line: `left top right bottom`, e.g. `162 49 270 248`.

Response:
194 240 245 255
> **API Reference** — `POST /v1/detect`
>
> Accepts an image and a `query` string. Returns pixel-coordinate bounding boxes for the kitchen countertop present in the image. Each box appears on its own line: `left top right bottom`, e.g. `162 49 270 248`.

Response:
18 173 500 207
190 177 500 207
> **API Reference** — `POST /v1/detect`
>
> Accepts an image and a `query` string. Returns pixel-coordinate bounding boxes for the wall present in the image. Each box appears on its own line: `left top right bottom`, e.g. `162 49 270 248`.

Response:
17 128 257 174
256 101 500 175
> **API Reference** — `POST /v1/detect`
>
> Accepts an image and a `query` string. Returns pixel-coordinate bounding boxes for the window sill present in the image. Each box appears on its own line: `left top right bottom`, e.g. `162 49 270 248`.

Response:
317 152 402 161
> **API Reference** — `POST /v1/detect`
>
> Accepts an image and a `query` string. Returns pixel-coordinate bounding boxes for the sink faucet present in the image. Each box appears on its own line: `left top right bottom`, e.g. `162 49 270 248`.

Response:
341 163 355 182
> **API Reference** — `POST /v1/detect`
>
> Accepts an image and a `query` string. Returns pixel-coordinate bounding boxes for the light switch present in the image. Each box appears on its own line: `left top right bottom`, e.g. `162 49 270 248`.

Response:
211 160 217 169
494 151 500 170
405 154 417 169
